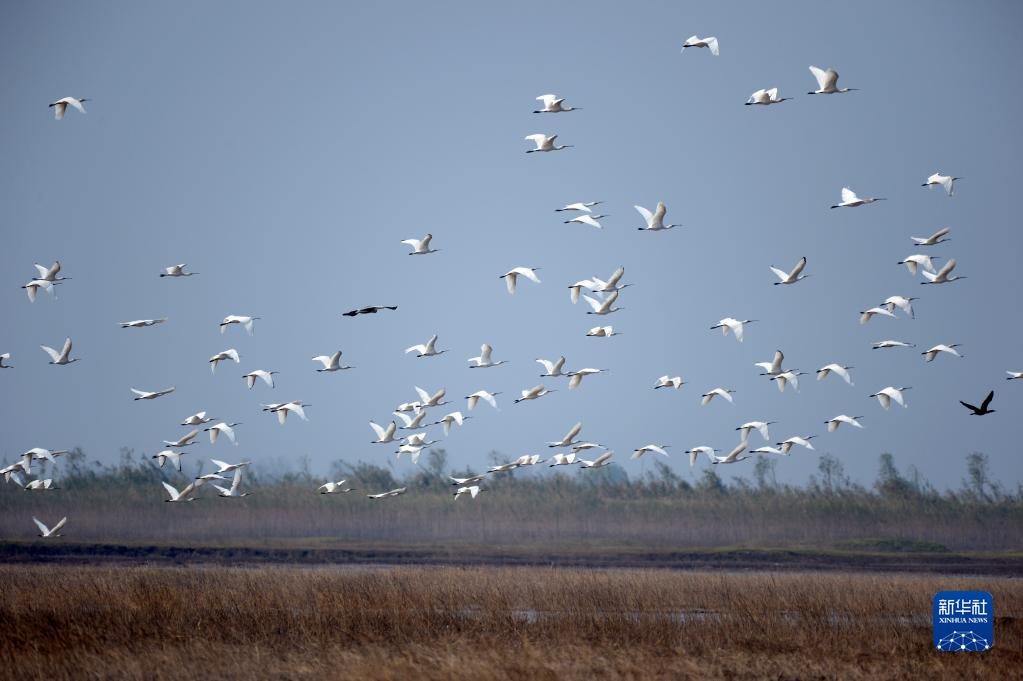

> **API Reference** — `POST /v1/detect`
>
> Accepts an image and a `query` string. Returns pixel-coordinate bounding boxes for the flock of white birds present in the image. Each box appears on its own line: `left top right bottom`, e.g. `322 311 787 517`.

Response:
6 37 1019 540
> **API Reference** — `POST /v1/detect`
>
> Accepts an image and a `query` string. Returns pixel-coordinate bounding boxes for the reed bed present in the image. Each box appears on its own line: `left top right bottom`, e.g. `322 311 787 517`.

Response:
0 565 1018 680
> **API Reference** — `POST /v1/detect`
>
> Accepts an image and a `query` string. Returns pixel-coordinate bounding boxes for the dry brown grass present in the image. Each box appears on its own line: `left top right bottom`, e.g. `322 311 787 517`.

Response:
0 565 1018 680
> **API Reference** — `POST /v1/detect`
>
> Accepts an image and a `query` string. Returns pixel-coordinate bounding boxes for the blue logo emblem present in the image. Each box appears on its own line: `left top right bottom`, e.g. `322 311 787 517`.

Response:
933 591 993 652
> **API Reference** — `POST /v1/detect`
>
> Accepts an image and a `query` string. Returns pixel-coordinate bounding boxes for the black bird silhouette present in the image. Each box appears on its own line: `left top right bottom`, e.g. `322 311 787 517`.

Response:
960 391 996 415
343 306 398 317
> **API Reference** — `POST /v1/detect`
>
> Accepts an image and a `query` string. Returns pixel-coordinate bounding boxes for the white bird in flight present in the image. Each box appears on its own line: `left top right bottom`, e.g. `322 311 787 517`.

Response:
922 173 959 196
500 267 541 294
432 411 470 436
514 384 555 403
882 296 917 319
826 414 864 432
40 337 78 365
589 267 630 293
312 351 353 372
898 254 939 276
181 411 215 426
160 264 198 277
860 306 896 324
547 422 583 448
453 485 482 499
209 458 251 474
397 412 427 431
777 436 816 454
751 446 788 456
162 481 198 503
635 202 679 231
583 289 623 316
13 475 57 491
132 387 175 401
871 386 911 410
578 451 614 469
1007 372 1023 381
264 401 309 424
737 421 775 442
873 340 915 350
712 442 749 465
746 88 790 105
655 375 684 390
367 487 407 500
567 368 607 389
401 233 438 255
687 447 717 467
319 480 355 494
220 315 259 335
563 214 607 229
537 357 567 377
209 348 240 373
548 452 579 466
0 353 10 369
33 516 68 537
568 279 597 304
770 370 806 393
681 35 719 55
533 94 580 113
831 187 885 209
524 133 572 152
244 370 278 389
807 66 857 94
556 201 602 212
817 364 854 385
152 450 186 472
710 318 757 343
204 422 240 445
921 259 965 285
701 388 735 406
468 344 507 368
414 386 449 407
755 350 785 376
922 344 963 362
631 444 669 460
49 96 89 119
465 390 500 411
586 326 620 338
163 430 199 448
912 227 951 246
213 468 253 498
21 279 59 303
32 261 70 283
120 318 167 328
23 448 67 464
450 474 487 486
405 334 446 357
369 421 398 443
769 257 808 285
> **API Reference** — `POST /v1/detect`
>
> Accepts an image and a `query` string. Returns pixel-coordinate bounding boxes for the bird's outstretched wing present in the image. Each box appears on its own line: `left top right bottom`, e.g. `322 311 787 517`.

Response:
161 481 179 499
980 391 994 411
634 205 653 225
960 400 979 412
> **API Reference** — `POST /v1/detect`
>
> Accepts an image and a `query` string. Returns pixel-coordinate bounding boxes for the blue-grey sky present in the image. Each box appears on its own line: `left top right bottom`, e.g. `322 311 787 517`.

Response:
3 1 1021 489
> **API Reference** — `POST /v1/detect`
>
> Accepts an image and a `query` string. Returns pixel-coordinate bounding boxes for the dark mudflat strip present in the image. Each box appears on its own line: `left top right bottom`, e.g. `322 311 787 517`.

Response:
1 541 1021 575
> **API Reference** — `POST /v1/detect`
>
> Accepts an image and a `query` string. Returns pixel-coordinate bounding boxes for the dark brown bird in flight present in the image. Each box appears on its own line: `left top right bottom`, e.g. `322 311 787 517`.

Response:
960 391 995 416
